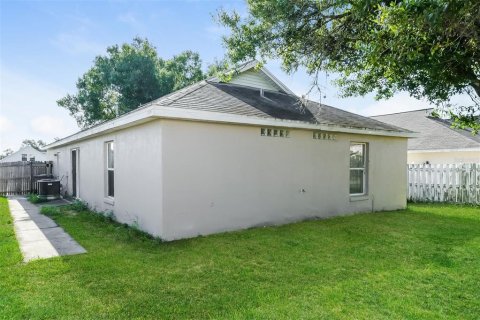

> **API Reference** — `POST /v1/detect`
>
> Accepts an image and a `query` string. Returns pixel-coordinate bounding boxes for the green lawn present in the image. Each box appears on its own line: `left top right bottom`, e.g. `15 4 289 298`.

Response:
1 197 479 319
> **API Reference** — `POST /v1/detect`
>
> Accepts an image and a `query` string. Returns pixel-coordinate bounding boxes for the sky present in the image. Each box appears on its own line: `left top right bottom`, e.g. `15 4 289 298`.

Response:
0 0 470 151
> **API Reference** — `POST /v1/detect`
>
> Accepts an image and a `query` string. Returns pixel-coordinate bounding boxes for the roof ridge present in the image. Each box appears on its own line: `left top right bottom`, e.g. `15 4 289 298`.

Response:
371 108 434 117
208 80 292 96
306 100 413 132
157 81 209 107
427 116 480 144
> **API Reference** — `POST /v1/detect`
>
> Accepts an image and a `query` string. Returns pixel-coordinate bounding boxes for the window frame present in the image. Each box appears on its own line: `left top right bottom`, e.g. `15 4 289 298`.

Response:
21 154 27 161
349 142 368 196
105 141 115 199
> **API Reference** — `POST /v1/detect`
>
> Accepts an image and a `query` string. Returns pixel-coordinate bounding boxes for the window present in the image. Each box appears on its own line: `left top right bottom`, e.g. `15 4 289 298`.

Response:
21 154 27 161
106 141 114 198
30 157 35 162
349 143 367 195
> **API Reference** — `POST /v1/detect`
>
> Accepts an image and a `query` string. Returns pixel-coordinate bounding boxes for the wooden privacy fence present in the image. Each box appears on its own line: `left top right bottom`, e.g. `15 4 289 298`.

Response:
0 161 53 196
408 163 480 204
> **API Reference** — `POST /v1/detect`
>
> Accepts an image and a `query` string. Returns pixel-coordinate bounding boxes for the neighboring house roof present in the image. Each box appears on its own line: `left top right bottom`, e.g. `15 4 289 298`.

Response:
0 146 47 163
46 62 414 149
371 109 480 151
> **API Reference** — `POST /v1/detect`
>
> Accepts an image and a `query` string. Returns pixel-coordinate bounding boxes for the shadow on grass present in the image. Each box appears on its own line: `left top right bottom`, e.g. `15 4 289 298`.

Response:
5 203 480 319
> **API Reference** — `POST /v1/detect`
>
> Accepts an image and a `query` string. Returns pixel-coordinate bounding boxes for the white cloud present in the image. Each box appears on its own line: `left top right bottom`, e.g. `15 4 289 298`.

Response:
31 116 71 137
118 12 137 25
354 92 432 116
0 116 14 133
51 32 105 56
205 25 227 40
0 65 79 150
49 13 105 56
118 12 146 32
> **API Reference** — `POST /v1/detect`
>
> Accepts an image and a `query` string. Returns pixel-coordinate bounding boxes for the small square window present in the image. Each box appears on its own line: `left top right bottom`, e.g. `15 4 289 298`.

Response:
267 129 272 136
21 154 27 161
261 128 266 136
273 129 279 137
279 130 284 137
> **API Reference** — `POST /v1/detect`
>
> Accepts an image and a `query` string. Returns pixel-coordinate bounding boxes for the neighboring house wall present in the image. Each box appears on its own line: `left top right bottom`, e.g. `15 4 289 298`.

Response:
0 146 47 163
47 119 408 241
160 119 408 240
408 150 480 164
48 120 163 236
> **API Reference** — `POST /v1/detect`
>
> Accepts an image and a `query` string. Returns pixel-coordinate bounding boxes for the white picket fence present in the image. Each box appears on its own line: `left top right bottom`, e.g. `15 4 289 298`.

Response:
408 163 480 204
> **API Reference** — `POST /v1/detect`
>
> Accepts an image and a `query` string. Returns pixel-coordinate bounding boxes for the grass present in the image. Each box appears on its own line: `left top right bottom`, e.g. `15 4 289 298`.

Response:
1 197 479 319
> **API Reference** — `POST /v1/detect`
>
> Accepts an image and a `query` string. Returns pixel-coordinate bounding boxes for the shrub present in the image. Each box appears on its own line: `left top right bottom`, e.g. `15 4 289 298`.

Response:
69 199 89 212
27 193 47 204
40 205 60 216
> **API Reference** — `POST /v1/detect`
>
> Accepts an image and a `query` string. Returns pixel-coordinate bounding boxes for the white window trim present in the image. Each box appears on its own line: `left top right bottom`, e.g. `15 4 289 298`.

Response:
349 142 368 196
70 147 80 198
105 141 115 199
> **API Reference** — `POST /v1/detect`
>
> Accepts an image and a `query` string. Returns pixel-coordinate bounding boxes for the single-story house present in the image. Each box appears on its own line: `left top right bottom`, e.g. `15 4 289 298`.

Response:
0 146 47 163
45 62 414 241
372 109 480 164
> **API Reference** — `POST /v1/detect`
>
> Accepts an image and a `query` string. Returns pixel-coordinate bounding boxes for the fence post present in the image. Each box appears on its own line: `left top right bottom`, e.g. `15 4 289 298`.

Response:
29 161 33 193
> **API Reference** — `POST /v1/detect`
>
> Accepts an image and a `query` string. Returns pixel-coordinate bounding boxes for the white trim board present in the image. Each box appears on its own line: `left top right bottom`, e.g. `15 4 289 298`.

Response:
47 106 416 149
408 148 480 153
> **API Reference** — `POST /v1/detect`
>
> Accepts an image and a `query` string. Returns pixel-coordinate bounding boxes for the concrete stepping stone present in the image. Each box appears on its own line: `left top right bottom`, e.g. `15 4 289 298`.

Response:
7 197 87 262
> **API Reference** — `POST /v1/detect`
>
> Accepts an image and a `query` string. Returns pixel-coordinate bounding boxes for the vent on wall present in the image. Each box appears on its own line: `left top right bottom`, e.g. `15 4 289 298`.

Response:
261 128 290 138
313 131 336 140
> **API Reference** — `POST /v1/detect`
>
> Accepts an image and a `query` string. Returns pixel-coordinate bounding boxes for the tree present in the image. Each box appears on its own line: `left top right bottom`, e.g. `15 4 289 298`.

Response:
205 58 230 78
218 0 480 132
166 51 205 91
21 139 46 151
0 149 13 160
58 38 206 128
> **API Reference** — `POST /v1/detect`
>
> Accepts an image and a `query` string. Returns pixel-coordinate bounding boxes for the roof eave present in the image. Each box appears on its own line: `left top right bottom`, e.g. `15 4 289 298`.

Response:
46 107 416 149
408 147 480 153
152 107 417 138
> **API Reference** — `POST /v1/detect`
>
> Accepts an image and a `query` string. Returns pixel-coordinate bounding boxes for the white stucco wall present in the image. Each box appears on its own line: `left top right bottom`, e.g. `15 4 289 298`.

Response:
47 120 163 236
48 118 408 241
408 150 480 164
160 120 408 241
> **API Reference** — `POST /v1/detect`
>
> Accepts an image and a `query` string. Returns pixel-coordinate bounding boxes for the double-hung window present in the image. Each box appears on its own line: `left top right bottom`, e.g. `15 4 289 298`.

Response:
349 143 367 195
106 141 114 198
21 154 27 161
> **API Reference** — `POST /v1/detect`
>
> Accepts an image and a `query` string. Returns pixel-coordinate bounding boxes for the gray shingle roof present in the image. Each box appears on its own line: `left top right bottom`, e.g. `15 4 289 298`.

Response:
371 109 480 150
47 79 413 149
155 80 411 133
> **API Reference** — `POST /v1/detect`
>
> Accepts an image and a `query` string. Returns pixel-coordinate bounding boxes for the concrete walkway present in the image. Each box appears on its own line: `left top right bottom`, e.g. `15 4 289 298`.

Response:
8 196 86 262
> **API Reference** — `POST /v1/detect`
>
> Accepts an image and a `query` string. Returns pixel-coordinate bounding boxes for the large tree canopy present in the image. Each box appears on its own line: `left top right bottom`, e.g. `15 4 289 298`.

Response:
219 0 480 132
58 38 206 128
